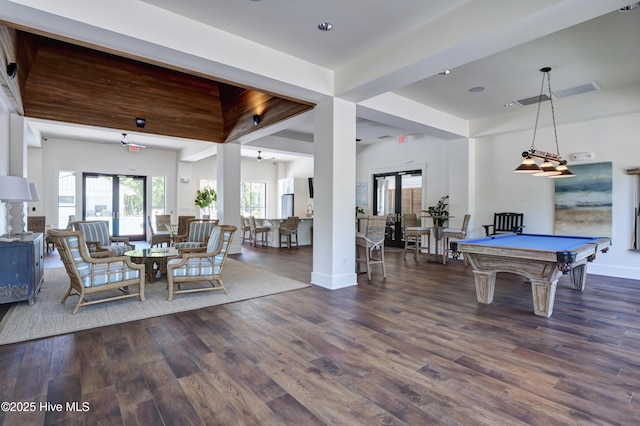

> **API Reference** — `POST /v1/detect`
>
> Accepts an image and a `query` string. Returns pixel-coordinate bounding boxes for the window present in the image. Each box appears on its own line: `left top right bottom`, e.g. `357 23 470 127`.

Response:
199 179 217 218
241 181 267 218
57 170 77 228
151 176 166 217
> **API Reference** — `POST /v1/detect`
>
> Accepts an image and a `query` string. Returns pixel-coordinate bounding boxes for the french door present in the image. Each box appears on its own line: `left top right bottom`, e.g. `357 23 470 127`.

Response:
372 169 423 247
82 173 147 240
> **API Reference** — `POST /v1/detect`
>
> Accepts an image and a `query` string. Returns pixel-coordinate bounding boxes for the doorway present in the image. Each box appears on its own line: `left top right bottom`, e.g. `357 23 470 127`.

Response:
372 169 423 247
82 173 147 240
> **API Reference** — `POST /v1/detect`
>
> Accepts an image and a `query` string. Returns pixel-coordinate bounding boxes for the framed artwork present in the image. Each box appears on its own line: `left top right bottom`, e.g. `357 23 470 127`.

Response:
554 162 612 237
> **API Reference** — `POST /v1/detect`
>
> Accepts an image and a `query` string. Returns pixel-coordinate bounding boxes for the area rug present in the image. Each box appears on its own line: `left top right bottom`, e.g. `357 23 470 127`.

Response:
0 258 310 345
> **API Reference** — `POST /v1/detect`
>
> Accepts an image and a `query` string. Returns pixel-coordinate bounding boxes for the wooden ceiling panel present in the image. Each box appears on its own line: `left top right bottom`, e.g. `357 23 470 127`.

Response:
15 29 313 144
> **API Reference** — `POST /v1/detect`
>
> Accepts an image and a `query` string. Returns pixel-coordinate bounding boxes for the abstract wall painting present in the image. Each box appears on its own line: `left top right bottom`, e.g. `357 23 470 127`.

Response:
554 162 612 237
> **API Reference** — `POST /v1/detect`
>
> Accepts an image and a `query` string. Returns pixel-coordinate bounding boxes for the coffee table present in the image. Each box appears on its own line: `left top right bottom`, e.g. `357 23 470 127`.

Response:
125 247 179 283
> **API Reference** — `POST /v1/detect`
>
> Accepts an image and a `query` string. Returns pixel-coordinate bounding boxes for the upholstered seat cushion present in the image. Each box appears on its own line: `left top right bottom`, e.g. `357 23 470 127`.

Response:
65 234 140 287
405 226 430 233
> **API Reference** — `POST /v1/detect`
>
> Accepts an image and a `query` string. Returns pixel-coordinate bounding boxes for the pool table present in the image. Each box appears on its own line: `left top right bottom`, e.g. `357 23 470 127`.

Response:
451 233 611 317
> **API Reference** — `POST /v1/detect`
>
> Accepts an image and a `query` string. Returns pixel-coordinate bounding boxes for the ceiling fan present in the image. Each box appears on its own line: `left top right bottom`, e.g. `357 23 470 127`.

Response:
120 133 146 150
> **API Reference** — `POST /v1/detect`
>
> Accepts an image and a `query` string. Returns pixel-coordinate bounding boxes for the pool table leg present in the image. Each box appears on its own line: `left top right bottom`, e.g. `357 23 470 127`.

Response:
569 262 588 291
473 271 496 304
530 279 558 318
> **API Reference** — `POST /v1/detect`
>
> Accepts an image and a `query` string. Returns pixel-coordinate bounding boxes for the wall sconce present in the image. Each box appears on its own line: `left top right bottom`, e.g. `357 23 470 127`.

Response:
6 62 18 79
135 117 146 128
514 67 575 178
253 114 260 126
257 150 263 161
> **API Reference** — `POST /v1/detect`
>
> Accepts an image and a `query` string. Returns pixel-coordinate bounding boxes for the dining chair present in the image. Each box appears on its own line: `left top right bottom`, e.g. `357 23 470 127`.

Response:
156 214 171 232
443 214 471 265
177 215 196 238
27 215 46 255
356 216 387 280
402 213 431 261
147 215 171 247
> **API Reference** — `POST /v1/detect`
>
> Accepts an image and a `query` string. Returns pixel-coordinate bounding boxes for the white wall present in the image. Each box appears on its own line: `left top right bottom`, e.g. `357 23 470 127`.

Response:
355 134 450 217
472 112 640 279
33 138 179 226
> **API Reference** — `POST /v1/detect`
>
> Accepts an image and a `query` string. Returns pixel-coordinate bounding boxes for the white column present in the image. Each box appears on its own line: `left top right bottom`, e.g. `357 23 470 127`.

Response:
311 98 358 289
216 143 242 254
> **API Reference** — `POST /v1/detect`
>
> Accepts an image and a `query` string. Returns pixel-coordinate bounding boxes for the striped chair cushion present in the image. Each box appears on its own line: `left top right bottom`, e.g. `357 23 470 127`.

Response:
188 221 216 243
65 235 139 287
78 221 111 246
206 226 222 252
103 245 130 256
168 258 215 277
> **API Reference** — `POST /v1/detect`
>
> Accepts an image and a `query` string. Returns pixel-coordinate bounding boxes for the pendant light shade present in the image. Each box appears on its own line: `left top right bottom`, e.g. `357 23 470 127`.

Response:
514 155 542 173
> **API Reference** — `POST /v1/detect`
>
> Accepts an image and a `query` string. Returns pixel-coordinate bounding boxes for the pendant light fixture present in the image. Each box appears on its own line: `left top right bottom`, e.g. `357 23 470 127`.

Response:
514 67 575 178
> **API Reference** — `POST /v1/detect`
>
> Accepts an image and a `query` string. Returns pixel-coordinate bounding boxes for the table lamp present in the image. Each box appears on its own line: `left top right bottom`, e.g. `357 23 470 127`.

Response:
0 176 32 236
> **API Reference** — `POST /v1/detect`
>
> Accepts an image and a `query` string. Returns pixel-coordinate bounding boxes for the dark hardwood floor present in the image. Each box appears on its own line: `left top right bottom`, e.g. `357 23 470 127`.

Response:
1 244 639 425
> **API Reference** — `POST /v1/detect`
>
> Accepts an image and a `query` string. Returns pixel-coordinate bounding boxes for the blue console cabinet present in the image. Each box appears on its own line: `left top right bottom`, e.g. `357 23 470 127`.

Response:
0 233 45 305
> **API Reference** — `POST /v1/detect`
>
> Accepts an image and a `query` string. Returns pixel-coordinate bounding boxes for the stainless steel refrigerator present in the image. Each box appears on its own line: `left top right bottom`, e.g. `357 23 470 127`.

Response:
281 194 294 218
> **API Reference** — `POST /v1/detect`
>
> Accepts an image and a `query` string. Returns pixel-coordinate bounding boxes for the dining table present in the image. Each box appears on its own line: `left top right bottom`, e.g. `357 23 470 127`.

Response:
421 215 454 263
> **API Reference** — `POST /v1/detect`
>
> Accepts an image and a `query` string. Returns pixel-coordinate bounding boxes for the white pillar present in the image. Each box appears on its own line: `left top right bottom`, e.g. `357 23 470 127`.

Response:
311 98 358 289
216 143 242 254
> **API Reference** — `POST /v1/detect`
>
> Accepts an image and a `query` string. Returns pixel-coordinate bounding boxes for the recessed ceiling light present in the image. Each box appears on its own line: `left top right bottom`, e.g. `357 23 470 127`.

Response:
318 22 333 31
503 102 515 108
469 86 485 93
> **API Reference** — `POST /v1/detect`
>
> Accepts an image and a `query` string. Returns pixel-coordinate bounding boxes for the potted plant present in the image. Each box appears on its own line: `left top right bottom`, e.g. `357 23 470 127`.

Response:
423 195 450 233
194 187 217 218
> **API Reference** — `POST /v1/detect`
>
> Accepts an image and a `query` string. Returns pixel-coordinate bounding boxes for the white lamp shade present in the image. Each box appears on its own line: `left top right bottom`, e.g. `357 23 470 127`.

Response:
28 182 40 201
0 176 32 201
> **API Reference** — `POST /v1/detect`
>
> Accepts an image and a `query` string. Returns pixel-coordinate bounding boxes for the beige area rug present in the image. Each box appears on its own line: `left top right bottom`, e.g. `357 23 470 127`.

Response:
0 258 310 345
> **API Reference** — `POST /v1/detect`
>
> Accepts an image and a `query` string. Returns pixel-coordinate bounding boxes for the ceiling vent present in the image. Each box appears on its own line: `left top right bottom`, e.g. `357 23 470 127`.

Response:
513 81 599 106
553 81 600 98
514 94 552 107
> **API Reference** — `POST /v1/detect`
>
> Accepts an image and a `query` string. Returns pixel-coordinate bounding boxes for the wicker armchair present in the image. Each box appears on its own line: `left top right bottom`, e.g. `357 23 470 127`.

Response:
71 220 134 256
174 218 219 250
167 225 236 300
49 229 145 314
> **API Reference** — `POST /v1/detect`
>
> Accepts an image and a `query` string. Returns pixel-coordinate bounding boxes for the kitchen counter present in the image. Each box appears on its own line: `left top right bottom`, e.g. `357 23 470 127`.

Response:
258 217 313 247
